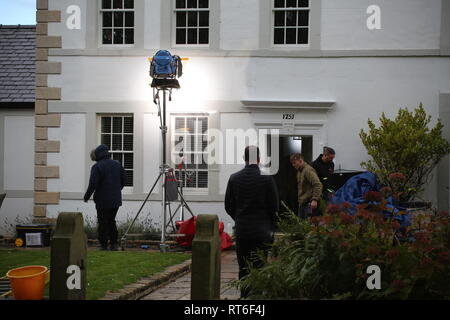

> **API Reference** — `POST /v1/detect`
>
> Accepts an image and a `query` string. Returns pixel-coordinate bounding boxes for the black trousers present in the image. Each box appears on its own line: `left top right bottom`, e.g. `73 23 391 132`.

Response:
97 207 119 248
235 232 274 299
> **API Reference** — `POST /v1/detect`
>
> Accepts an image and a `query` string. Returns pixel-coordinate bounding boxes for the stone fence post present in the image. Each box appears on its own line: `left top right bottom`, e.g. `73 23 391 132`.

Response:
49 212 87 300
191 214 221 300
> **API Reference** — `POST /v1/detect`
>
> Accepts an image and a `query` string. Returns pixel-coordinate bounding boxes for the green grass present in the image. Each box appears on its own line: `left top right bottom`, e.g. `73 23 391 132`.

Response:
0 249 190 300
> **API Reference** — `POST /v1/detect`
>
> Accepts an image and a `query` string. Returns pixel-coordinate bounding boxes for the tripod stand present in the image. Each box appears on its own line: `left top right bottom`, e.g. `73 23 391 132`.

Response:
120 85 195 252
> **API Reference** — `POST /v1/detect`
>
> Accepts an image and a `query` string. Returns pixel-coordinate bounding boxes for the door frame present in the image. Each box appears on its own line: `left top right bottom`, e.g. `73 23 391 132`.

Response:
250 111 328 175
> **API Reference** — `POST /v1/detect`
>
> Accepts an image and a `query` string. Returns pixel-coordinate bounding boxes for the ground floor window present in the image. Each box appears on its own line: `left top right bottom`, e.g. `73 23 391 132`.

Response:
172 115 209 190
100 115 134 187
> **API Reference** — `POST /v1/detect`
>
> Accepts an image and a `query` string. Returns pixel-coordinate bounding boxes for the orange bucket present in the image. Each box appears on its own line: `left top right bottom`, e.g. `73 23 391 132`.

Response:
6 266 49 300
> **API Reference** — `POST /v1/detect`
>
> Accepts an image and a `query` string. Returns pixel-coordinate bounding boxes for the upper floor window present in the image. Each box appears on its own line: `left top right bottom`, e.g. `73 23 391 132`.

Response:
175 0 209 45
101 0 135 45
273 0 309 45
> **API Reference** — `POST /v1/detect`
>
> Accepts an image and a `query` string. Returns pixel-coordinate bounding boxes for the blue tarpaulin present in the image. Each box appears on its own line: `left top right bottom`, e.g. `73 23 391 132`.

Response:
330 172 411 227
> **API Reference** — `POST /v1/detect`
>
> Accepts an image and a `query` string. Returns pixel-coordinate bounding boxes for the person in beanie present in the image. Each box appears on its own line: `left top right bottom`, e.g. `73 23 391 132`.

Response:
84 144 127 251
225 146 279 298
312 147 336 202
290 153 322 219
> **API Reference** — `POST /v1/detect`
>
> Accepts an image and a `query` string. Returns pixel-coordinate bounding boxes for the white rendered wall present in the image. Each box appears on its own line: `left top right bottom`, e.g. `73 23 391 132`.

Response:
3 116 34 190
321 0 442 50
48 0 87 50
219 113 256 195
48 55 450 193
143 113 161 193
47 114 87 193
45 0 444 51
49 56 450 106
144 0 161 49
49 56 153 102
220 0 260 50
48 56 252 103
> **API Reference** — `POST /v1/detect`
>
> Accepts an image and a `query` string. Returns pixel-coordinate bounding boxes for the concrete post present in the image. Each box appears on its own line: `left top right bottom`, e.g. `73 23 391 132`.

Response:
191 215 221 300
49 212 87 300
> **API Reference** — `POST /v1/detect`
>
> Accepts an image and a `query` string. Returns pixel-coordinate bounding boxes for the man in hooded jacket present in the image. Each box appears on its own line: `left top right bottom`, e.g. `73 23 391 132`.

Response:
84 144 127 251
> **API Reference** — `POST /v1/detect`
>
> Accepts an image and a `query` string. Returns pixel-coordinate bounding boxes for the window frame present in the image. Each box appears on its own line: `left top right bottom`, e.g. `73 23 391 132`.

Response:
172 0 211 48
170 114 210 194
97 114 135 193
271 0 311 48
99 0 136 48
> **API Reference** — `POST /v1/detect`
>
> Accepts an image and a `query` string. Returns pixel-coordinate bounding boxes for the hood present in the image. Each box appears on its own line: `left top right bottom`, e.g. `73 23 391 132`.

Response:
95 144 111 161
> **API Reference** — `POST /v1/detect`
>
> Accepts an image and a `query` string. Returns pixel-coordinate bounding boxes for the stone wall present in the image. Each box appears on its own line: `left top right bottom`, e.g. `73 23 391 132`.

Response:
34 0 62 223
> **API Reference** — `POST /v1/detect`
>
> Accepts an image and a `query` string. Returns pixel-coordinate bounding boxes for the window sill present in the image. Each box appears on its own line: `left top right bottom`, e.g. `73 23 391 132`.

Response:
99 44 137 49
171 44 211 49
271 44 311 49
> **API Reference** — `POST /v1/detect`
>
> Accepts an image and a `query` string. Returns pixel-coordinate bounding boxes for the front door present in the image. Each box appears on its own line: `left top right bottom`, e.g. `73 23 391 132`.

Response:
273 136 313 215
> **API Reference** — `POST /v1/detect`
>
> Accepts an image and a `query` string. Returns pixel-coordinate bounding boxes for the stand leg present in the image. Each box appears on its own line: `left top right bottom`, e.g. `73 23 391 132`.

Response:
166 202 176 231
120 173 162 250
177 190 195 217
180 203 184 223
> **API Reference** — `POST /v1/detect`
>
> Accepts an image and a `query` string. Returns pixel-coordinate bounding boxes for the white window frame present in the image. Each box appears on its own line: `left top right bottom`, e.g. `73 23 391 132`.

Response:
272 0 311 48
171 115 209 194
172 0 210 48
99 0 136 48
98 114 135 193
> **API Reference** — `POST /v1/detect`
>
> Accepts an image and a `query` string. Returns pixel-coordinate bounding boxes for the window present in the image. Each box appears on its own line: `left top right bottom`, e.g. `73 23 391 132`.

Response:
175 0 209 45
172 116 209 190
100 115 134 187
273 0 309 45
101 0 135 45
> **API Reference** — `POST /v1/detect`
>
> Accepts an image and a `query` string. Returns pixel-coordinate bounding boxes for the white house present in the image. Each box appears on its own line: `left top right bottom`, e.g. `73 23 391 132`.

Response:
1 0 450 237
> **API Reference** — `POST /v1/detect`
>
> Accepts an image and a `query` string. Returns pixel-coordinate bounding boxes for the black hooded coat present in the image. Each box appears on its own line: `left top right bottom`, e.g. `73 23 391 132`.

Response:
83 145 126 209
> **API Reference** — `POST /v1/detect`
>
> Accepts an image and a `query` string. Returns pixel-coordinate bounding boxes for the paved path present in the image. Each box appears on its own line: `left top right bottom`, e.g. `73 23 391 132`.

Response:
141 250 240 300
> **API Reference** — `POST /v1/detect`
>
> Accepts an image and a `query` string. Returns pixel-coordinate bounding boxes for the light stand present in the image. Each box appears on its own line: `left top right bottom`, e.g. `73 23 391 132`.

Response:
120 62 194 252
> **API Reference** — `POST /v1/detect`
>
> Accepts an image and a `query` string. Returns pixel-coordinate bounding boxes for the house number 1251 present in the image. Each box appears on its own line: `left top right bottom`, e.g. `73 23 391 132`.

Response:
282 114 295 120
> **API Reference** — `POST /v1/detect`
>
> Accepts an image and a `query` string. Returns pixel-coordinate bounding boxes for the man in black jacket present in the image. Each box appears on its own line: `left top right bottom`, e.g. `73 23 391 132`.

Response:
84 144 126 251
225 146 279 298
312 146 336 202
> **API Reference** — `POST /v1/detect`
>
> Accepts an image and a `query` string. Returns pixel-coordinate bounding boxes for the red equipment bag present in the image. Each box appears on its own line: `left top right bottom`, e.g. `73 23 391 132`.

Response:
176 216 233 251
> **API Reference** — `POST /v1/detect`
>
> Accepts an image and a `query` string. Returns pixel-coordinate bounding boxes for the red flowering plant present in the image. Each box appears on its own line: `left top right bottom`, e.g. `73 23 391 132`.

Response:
232 199 450 300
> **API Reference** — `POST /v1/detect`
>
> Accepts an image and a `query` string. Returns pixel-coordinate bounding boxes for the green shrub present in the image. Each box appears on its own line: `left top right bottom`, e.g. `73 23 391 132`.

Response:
359 104 450 202
232 200 450 300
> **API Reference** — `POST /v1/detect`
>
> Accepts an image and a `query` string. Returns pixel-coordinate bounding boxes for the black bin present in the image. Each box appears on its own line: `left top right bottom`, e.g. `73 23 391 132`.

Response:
16 224 53 247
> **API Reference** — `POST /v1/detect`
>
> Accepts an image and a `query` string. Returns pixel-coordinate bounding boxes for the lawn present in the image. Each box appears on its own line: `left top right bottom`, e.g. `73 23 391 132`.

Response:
0 249 191 300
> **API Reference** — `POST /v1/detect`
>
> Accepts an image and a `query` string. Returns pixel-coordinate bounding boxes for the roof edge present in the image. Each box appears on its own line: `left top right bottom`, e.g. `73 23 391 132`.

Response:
0 25 36 29
0 102 35 109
